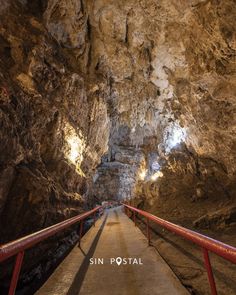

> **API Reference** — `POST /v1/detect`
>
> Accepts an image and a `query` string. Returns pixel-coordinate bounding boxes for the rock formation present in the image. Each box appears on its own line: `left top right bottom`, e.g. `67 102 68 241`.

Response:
0 0 110 287
0 0 235 293
89 0 236 226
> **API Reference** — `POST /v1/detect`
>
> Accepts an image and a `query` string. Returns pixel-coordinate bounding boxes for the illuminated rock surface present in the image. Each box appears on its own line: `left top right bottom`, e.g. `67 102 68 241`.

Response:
0 0 235 294
89 0 236 228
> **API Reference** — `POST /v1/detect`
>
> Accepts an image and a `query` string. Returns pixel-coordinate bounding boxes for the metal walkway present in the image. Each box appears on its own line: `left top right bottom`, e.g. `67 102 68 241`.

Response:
36 207 189 295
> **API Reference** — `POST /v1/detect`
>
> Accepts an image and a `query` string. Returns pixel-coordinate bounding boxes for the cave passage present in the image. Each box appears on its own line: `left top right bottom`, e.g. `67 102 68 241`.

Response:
36 207 189 295
0 0 235 295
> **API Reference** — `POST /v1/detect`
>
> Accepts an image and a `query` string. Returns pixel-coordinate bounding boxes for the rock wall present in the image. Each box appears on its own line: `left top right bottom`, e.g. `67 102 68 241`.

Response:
89 0 236 228
0 0 236 291
0 0 110 287
2 0 234 239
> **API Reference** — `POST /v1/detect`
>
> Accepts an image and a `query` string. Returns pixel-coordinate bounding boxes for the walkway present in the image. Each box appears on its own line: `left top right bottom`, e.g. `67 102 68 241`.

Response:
36 206 189 295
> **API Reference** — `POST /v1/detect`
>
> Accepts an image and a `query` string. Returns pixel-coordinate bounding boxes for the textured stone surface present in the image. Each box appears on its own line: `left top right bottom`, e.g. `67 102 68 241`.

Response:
0 0 236 293
88 0 236 228
0 0 110 288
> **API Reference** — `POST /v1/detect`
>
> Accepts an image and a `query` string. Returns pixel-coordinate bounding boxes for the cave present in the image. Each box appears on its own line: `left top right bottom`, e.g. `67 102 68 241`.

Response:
0 1 235 295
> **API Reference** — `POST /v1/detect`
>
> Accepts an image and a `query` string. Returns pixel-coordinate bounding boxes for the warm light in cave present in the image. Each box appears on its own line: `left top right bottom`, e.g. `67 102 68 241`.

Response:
139 169 147 180
151 171 163 181
64 123 86 176
67 136 81 163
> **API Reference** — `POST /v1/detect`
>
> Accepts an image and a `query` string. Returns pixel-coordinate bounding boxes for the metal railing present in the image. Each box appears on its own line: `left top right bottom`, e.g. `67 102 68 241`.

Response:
0 206 102 295
123 203 236 295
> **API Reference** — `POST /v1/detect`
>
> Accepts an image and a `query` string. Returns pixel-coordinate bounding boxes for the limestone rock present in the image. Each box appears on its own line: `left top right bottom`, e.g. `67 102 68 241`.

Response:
0 0 236 292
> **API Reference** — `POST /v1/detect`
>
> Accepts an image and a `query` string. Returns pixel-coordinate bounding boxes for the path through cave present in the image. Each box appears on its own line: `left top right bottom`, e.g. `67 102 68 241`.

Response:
0 1 235 294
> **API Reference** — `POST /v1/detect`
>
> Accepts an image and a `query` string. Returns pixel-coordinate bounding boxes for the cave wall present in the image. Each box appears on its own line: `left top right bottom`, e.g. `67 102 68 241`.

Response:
0 0 114 286
0 0 236 287
2 0 235 239
0 0 111 252
89 0 236 228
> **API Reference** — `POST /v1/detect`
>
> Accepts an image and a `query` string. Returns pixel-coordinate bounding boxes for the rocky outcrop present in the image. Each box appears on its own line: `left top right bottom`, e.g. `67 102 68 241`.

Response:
0 0 111 236
0 0 236 293
88 0 236 227
0 0 109 288
194 205 236 229
1 0 234 235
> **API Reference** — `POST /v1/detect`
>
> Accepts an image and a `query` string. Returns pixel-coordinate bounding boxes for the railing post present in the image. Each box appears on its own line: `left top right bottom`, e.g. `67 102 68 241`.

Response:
133 212 136 226
93 212 96 226
100 208 103 218
8 251 24 295
146 217 151 245
202 248 217 295
79 220 84 246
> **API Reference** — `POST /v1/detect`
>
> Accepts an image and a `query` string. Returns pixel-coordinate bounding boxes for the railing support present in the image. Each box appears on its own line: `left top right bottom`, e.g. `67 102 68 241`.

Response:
202 248 217 295
93 212 96 226
0 206 101 295
79 220 84 246
8 251 24 295
146 217 151 245
133 212 136 226
122 203 236 295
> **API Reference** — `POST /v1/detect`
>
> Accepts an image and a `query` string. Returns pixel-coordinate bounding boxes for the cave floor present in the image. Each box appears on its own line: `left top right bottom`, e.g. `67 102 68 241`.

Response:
36 206 189 295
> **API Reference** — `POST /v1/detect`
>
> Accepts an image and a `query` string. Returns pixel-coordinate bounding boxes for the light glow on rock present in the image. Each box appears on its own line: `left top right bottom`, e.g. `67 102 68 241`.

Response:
151 171 163 181
139 169 147 180
164 123 186 154
67 136 81 163
64 122 86 176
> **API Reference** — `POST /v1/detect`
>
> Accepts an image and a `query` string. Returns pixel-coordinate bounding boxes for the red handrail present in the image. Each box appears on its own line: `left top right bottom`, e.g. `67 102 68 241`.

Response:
123 203 236 295
0 206 101 295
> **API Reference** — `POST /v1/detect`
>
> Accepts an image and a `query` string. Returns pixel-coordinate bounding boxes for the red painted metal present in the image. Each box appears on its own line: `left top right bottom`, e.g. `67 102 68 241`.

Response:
123 203 236 295
79 220 84 246
93 212 96 226
146 217 151 245
122 204 236 264
202 248 217 295
8 251 24 295
0 206 101 294
0 206 101 263
133 212 136 226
